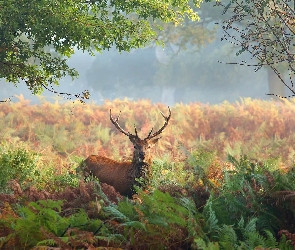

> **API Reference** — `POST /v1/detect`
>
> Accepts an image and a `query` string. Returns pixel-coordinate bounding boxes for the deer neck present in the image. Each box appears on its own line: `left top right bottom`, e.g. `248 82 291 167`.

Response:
132 152 151 167
125 152 152 196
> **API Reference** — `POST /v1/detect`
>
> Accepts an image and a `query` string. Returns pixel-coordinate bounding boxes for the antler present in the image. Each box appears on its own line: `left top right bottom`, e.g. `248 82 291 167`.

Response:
110 109 139 138
145 106 171 140
110 107 171 139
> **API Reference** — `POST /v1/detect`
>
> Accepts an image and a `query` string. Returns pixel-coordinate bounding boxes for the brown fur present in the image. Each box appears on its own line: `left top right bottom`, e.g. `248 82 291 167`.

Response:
80 138 158 197
79 108 171 197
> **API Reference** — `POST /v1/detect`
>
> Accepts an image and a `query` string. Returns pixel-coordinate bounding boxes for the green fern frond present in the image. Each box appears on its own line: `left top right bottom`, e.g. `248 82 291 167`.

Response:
217 225 237 249
237 217 245 229
277 234 294 250
103 206 130 222
224 217 279 249
179 197 198 214
92 180 118 206
176 196 205 238
246 231 267 249
120 221 146 230
244 217 257 234
36 238 57 246
263 230 278 248
117 200 137 221
204 201 219 235
146 215 169 227
138 189 188 227
227 154 240 168
95 234 126 244
255 213 279 233
194 237 220 250
69 210 90 228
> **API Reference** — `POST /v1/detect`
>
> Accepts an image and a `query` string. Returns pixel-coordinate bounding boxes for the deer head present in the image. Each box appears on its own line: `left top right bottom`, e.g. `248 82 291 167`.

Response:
110 107 171 164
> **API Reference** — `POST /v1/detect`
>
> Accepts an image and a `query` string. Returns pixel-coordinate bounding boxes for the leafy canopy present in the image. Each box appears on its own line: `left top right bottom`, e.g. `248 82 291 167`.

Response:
0 0 201 100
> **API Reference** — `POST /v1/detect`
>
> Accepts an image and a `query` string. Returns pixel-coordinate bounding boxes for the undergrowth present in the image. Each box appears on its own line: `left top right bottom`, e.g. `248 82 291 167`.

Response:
0 143 295 249
0 142 80 194
0 142 40 193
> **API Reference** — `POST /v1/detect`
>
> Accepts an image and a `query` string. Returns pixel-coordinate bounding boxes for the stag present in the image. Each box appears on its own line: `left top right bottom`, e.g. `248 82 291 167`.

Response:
78 107 171 197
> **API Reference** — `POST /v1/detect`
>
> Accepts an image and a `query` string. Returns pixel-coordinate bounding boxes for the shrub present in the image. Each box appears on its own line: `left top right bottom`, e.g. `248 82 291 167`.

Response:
0 144 40 193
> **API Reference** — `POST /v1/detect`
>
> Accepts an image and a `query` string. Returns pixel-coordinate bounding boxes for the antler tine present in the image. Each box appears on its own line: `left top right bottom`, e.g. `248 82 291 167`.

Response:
134 124 139 137
147 127 154 138
110 109 130 136
145 106 171 140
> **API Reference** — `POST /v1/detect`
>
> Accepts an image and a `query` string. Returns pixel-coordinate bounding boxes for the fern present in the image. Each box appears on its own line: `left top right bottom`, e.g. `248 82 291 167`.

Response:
263 230 278 248
186 150 217 188
36 238 56 246
102 189 207 248
95 234 126 244
1 199 107 248
68 209 100 230
217 225 238 249
150 158 179 188
246 231 269 249
194 238 220 250
120 221 146 230
139 189 188 227
16 200 67 239
212 155 283 231
103 205 130 222
203 200 219 236
277 234 294 250
116 198 137 220
101 202 141 245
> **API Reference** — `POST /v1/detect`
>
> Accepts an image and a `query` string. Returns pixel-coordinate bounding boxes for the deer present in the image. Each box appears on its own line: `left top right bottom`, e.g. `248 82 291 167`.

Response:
78 107 171 197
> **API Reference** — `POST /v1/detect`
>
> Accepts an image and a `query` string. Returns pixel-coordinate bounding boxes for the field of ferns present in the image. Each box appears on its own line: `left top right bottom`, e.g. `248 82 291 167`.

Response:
0 95 295 249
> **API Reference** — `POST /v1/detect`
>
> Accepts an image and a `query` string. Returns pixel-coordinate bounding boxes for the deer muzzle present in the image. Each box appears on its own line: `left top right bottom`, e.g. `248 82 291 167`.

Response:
138 151 145 162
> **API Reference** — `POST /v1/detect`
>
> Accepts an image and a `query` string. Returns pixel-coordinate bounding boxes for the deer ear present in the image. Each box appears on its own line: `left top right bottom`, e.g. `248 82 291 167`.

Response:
150 137 161 144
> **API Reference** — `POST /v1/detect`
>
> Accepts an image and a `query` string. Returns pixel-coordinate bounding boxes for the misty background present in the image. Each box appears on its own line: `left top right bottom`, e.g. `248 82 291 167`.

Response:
0 6 278 105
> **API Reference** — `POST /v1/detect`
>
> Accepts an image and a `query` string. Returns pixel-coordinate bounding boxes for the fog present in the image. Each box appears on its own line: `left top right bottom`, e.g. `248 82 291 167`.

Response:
0 25 272 105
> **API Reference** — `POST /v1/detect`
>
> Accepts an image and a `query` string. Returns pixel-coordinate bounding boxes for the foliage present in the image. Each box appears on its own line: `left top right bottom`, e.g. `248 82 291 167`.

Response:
103 189 205 249
215 0 295 98
203 154 295 233
1 151 295 248
0 143 40 193
0 0 200 99
149 156 187 189
191 153 295 249
0 141 80 194
0 200 103 249
0 98 295 248
2 97 295 168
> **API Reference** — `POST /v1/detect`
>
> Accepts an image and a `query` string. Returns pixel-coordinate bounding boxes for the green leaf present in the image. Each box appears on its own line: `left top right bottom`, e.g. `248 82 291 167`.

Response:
120 221 146 230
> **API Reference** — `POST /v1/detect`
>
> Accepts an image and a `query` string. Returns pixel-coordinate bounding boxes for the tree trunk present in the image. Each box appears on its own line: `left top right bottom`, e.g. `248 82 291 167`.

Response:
267 67 285 101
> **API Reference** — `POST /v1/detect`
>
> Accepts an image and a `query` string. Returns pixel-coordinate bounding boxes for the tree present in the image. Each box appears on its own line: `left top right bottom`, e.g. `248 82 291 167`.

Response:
0 0 200 102
83 0 218 105
85 1 268 105
214 0 295 99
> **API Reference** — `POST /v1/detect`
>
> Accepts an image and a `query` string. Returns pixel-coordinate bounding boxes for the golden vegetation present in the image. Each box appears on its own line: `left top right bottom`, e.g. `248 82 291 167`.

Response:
1 95 295 168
